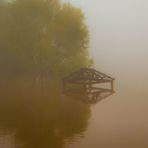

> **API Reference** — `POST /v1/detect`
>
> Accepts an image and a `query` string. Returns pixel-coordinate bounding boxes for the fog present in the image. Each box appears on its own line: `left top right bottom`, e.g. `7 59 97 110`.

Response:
63 0 148 95
62 1 148 148
0 1 148 148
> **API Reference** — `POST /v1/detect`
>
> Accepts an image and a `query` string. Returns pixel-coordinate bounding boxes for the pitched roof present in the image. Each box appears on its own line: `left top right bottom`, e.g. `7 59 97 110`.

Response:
63 68 114 84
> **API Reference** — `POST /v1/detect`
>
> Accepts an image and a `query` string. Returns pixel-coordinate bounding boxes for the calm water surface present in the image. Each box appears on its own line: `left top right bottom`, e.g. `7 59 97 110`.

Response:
0 72 148 148
66 86 148 148
0 80 91 148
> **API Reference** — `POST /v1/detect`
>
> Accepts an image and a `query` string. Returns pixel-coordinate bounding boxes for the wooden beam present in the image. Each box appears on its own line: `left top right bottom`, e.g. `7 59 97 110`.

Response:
65 80 113 84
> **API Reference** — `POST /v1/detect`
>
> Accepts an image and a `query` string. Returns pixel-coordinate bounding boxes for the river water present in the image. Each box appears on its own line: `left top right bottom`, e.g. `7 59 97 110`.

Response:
65 77 148 148
0 64 148 148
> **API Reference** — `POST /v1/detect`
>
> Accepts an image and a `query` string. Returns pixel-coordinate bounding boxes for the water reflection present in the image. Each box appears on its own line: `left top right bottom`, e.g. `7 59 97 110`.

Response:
63 68 115 104
0 80 91 148
65 90 115 104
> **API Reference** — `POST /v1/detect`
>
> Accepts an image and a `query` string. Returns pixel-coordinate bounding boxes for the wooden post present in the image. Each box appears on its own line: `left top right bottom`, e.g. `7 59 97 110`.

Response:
111 80 114 91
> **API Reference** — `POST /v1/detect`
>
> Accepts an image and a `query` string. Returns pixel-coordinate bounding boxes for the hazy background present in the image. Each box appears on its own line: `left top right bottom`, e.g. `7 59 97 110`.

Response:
63 0 148 95
0 0 148 148
63 1 148 148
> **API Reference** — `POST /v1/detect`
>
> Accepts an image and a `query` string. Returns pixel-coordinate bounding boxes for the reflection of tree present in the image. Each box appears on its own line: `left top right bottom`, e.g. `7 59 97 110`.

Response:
0 82 90 148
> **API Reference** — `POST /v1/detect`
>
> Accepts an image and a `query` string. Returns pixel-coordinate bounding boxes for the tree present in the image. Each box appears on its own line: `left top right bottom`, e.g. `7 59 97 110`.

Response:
0 2 91 147
50 4 90 76
0 0 91 79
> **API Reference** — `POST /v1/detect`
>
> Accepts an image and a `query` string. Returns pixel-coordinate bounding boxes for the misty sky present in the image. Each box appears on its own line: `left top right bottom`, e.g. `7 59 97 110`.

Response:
62 0 148 94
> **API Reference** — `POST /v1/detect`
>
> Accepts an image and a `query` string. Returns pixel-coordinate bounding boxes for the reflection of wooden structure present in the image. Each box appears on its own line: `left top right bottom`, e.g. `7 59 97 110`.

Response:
73 91 114 104
63 68 114 92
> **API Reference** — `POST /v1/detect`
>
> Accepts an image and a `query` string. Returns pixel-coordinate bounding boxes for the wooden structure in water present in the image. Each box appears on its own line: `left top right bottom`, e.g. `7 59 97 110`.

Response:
63 68 115 102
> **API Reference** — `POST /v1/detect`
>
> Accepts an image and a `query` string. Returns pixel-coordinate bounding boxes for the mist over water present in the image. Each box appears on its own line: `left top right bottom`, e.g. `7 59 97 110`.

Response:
63 0 148 148
0 0 148 148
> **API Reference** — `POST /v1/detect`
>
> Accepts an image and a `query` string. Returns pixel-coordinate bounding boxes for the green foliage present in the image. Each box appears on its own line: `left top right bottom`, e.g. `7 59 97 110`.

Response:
0 0 91 78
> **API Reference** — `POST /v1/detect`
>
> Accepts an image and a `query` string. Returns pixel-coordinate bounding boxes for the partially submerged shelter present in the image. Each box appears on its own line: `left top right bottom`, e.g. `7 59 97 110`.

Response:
63 68 115 95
